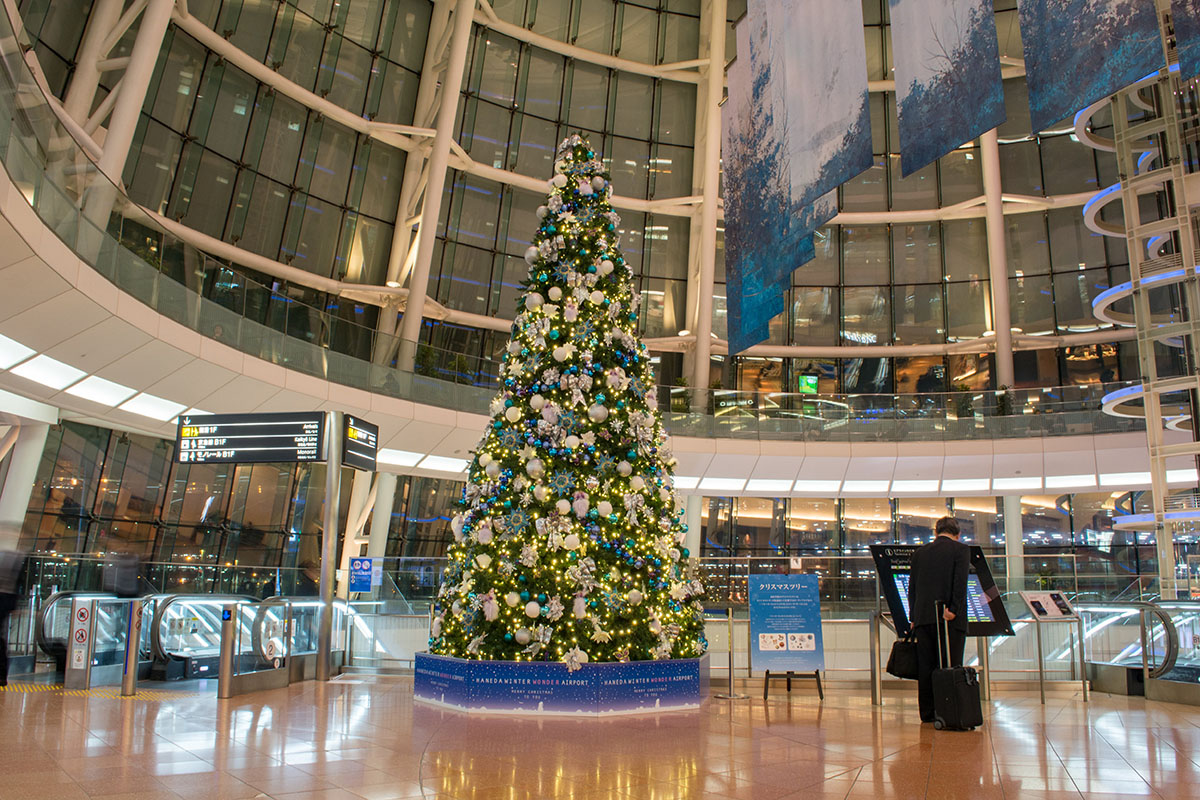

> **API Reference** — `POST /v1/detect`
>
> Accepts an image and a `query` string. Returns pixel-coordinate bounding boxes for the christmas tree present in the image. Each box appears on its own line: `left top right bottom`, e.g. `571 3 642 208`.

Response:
429 135 707 668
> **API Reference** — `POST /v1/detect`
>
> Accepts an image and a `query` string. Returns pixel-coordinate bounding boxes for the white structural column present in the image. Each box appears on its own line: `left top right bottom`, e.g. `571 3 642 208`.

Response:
980 129 1015 387
396 0 477 368
92 0 173 184
688 0 726 396
374 0 455 364
683 495 702 559
1001 495 1024 591
62 0 125 123
366 473 398 561
0 423 48 550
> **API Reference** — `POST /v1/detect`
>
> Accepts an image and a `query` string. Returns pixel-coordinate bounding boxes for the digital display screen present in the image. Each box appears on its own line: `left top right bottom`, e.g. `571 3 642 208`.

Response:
797 375 819 394
892 573 994 624
342 415 379 472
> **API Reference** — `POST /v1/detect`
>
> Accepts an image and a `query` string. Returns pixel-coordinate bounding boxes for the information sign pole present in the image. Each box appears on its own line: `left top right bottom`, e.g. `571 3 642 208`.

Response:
317 411 343 682
120 600 142 697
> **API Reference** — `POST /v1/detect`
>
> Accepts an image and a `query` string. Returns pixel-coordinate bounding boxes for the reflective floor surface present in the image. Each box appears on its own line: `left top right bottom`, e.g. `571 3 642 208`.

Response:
2 677 1200 799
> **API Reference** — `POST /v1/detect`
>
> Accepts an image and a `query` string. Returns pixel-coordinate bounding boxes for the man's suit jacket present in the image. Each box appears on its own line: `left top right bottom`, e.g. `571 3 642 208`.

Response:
909 535 970 633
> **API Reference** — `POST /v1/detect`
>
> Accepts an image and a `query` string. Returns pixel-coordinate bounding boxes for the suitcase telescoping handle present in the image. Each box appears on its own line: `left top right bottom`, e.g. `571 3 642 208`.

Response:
935 601 950 670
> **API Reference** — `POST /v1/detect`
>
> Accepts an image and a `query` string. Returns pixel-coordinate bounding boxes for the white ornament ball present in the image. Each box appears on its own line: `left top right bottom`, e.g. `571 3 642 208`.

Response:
660 487 671 502
630 476 646 491
515 628 532 644
578 181 594 196
668 548 681 561
552 173 568 188
548 286 563 301
541 406 558 423
505 592 521 607
451 514 465 536
533 484 549 502
563 533 581 551
574 596 588 618
588 404 609 423
590 290 604 304
554 160 566 174
618 460 633 477
477 525 494 545
504 406 521 422
525 292 544 309
599 260 614 275
485 461 501 478
475 554 492 569
525 601 541 618
565 435 581 449
628 590 644 605
553 346 569 362
478 453 493 467
537 205 549 218
529 393 546 410
508 341 522 353
556 499 571 515
452 600 462 616
597 500 613 517
526 458 545 477
592 176 606 190
524 246 539 264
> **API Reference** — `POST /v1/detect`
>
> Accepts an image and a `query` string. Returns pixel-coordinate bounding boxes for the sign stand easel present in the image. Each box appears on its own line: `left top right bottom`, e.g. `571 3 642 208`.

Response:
763 669 823 700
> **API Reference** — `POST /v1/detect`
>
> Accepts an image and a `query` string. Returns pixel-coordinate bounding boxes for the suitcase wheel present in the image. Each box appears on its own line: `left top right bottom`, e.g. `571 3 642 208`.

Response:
933 720 944 730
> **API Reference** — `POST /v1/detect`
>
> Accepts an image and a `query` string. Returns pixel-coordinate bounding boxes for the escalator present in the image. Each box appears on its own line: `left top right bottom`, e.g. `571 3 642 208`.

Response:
149 594 257 680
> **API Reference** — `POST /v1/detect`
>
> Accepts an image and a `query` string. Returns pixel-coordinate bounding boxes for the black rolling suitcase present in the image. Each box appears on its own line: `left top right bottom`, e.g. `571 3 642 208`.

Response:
931 604 983 731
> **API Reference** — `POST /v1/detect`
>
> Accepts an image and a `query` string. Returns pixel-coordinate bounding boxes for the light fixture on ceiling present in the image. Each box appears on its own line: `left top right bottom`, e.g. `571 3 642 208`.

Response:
699 477 747 492
0 333 34 369
119 393 188 421
419 455 469 473
677 329 691 336
385 280 402 288
64 376 137 407
10 355 86 390
377 448 424 467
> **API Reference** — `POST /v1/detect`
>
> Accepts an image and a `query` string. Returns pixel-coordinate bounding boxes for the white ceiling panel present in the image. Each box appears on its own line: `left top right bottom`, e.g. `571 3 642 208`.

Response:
893 455 943 480
749 454 805 480
941 453 992 479
992 452 1043 479
796 455 850 481
672 451 713 477
0 256 68 323
0 221 35 269
386 419 455 453
98 340 192 389
147 359 239 405
45 317 152 374
195 375 281 414
2 291 109 352
702 453 758 479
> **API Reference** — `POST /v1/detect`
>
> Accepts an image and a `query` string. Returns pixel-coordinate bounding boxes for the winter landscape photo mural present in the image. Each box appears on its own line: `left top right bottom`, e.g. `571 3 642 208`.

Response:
722 0 871 354
1017 0 1162 133
890 0 1005 176
1171 0 1200 82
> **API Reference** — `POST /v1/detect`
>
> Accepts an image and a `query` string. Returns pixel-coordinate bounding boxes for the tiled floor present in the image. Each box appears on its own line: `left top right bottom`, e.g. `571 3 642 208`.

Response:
2 677 1200 799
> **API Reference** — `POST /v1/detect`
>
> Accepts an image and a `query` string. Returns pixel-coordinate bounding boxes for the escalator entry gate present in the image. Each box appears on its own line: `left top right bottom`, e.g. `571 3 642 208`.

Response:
64 597 141 691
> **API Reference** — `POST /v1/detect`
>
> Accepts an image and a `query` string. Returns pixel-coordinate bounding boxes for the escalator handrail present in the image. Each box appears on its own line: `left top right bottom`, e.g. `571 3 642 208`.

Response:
251 596 354 659
1074 600 1178 679
35 590 116 655
150 593 258 662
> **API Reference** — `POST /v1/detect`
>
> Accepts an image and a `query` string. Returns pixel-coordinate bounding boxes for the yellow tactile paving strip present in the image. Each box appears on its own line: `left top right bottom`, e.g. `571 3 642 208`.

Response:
0 682 204 699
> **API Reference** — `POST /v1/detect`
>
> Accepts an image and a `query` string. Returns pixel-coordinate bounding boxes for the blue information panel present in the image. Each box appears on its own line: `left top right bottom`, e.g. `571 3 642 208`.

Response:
748 574 825 672
349 558 372 593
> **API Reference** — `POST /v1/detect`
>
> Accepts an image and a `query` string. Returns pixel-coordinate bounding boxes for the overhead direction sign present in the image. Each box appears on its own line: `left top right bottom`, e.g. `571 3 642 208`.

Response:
342 415 379 472
175 411 326 464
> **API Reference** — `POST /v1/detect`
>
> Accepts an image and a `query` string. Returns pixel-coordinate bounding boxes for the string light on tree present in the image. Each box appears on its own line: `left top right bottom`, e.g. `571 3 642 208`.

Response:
429 135 707 669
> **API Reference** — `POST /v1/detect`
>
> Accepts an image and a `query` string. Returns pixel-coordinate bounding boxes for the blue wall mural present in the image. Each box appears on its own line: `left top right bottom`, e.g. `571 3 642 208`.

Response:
1172 0 1200 82
722 0 871 355
890 0 1005 176
1017 0 1162 133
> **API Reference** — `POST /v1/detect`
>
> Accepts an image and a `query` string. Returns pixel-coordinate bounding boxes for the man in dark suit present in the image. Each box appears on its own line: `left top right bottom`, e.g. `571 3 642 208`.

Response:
908 515 970 723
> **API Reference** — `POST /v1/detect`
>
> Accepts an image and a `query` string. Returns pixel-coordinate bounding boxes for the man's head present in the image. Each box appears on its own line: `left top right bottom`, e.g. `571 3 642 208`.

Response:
935 516 960 538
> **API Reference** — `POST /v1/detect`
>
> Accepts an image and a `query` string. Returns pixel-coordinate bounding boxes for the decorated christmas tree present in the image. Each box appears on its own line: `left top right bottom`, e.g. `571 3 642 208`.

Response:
429 135 707 668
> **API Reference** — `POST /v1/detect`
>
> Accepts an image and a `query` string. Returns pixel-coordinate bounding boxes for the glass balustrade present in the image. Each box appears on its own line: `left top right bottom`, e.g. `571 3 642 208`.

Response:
0 10 1142 442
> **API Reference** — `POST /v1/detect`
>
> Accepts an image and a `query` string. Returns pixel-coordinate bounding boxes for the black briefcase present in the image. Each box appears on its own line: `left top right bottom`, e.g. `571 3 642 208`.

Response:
886 632 919 679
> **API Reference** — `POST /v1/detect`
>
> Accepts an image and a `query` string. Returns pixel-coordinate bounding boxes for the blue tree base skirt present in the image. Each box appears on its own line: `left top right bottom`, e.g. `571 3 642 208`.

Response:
414 652 710 716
